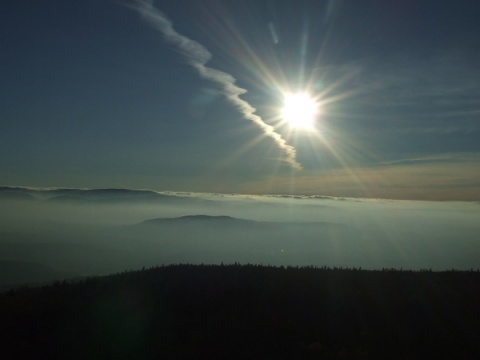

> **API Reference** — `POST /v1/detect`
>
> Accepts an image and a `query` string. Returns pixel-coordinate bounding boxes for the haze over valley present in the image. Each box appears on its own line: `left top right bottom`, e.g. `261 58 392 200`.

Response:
1 186 479 289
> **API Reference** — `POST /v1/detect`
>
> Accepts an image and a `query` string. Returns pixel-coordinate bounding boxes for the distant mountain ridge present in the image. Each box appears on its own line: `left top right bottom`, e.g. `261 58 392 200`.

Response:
140 214 255 225
46 188 180 203
0 187 37 200
0 186 208 204
138 215 342 230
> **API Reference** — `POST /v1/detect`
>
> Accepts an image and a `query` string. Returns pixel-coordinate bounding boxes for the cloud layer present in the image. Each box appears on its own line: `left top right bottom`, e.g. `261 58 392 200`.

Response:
1 185 479 282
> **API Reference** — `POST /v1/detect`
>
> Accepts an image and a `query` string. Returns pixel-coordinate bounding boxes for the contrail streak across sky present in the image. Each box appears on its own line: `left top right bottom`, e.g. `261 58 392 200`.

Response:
130 0 302 170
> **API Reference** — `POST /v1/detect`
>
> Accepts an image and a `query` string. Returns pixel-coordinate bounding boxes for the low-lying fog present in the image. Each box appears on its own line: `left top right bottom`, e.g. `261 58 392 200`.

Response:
1 187 479 288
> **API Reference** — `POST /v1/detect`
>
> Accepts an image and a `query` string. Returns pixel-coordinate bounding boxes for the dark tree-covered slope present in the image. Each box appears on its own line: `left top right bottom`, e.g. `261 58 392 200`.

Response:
1 264 479 359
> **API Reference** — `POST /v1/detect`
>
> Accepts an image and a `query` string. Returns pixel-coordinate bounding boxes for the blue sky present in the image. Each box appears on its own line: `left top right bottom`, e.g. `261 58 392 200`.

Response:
1 0 479 199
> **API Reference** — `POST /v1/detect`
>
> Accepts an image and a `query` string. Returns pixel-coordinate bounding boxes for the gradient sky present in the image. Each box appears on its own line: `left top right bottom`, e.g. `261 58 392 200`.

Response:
1 0 480 200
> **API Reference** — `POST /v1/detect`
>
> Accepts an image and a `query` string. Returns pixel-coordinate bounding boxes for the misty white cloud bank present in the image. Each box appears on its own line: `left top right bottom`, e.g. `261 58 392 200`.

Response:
1 185 480 289
129 0 301 170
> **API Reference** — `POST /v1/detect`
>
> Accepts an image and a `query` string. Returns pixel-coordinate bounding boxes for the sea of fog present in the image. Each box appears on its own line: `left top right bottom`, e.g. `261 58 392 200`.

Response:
1 187 479 288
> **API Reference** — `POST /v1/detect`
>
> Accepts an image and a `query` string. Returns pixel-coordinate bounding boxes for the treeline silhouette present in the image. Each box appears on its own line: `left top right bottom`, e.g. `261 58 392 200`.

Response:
1 264 480 359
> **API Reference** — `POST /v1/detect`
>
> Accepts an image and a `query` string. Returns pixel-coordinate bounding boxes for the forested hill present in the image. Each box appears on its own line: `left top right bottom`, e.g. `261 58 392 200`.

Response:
1 264 480 359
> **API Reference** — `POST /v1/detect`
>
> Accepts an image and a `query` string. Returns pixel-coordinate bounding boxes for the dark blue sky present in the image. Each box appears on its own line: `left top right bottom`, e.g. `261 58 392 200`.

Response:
1 0 479 199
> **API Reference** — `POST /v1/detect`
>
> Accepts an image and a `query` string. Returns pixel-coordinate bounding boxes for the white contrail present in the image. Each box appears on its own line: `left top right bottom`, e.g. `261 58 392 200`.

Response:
129 0 302 170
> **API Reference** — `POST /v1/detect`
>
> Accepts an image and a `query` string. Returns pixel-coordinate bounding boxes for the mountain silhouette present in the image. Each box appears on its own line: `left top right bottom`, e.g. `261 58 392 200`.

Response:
0 186 210 204
140 214 255 225
2 265 480 359
0 187 36 200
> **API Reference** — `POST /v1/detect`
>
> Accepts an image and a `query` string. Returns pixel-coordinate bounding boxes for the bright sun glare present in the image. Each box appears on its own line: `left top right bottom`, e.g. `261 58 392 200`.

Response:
281 92 318 131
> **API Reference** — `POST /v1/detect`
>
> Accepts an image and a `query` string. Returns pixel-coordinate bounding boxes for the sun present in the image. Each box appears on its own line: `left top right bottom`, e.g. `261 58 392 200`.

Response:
281 92 318 131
